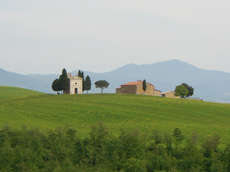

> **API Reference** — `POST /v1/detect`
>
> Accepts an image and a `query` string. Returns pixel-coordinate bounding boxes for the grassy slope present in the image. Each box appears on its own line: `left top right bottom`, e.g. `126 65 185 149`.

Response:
0 86 44 99
0 86 230 146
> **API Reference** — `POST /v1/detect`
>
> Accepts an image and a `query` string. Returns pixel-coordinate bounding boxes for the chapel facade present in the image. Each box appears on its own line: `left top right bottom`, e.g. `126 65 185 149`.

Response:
66 73 83 94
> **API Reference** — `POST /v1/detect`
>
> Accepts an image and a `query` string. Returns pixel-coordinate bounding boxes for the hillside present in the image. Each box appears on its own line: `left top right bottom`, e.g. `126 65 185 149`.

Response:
0 86 230 146
0 86 44 99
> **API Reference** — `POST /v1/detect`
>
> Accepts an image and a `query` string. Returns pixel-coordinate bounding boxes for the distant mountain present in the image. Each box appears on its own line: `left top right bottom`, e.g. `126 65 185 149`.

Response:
0 68 56 93
26 73 59 93
71 59 230 103
1 59 230 103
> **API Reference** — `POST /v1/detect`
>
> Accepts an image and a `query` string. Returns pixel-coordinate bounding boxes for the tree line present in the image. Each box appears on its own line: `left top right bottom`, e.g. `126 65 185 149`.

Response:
52 69 110 94
77 70 92 94
1 123 230 172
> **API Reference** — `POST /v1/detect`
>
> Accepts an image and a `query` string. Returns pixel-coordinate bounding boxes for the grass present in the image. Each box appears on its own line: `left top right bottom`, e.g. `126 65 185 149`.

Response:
0 86 230 146
0 86 44 99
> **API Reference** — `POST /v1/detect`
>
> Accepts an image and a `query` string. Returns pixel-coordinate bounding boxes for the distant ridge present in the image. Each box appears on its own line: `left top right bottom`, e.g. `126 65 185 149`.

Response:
0 68 54 93
72 59 230 103
1 59 230 103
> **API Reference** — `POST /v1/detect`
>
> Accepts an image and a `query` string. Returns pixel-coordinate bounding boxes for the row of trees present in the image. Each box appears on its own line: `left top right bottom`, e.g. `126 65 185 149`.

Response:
51 69 93 94
1 124 230 171
77 70 92 94
78 70 110 94
52 69 111 94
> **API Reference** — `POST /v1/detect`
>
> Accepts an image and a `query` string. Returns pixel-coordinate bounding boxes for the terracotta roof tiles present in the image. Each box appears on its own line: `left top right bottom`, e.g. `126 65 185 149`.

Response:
122 81 143 86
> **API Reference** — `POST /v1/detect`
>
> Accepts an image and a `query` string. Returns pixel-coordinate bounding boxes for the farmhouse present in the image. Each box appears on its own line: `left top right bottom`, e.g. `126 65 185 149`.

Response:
116 81 161 96
162 91 180 98
64 73 83 94
153 89 162 96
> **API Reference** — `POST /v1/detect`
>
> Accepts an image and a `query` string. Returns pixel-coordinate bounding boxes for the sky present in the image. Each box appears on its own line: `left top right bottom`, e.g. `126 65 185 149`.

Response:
0 0 230 74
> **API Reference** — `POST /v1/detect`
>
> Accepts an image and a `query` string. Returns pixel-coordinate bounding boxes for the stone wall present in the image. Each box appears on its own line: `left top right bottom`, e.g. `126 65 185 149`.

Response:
136 83 154 95
162 91 180 98
153 89 161 96
116 87 121 94
119 85 137 94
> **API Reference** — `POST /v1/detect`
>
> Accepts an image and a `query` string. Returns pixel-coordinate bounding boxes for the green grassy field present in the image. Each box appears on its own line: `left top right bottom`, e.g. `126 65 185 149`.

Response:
0 86 44 99
0 86 230 146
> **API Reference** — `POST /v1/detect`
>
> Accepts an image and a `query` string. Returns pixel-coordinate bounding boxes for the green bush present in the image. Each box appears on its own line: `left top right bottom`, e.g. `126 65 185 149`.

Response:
0 124 230 171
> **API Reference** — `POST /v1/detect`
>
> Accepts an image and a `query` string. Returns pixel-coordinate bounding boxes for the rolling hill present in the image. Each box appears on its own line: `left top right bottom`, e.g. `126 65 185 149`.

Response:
0 86 44 99
0 86 230 146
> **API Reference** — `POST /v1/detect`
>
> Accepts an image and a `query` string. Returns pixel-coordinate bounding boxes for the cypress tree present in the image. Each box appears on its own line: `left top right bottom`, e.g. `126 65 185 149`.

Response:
143 79 147 94
84 75 91 94
78 70 85 92
59 68 69 93
82 71 85 92
78 70 82 77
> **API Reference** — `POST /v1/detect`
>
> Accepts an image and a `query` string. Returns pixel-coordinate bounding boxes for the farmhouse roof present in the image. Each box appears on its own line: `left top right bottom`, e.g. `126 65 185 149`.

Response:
121 81 154 86
122 81 143 86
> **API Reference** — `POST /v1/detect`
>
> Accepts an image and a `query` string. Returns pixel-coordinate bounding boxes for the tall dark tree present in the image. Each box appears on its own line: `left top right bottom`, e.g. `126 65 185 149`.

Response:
84 75 91 94
78 70 85 92
59 68 69 93
51 79 62 94
174 85 188 98
95 80 109 93
82 71 85 92
142 80 146 94
78 70 82 77
181 83 194 97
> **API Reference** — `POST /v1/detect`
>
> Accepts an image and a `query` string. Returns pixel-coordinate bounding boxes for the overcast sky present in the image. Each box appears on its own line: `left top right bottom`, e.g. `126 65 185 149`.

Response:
1 0 230 74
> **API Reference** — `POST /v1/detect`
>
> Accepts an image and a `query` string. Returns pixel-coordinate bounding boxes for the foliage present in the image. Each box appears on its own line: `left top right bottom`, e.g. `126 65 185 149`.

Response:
174 85 188 98
0 124 230 171
84 75 91 93
181 83 194 97
59 68 69 93
51 68 69 94
172 128 184 149
78 70 85 92
94 80 109 93
51 79 62 94
143 79 146 93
